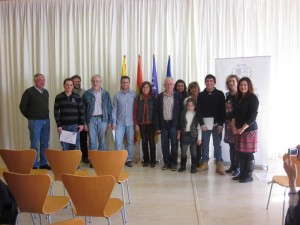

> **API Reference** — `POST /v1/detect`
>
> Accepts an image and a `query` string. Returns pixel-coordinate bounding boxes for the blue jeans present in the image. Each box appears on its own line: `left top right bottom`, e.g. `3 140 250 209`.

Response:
88 116 108 150
161 126 178 166
28 119 50 167
115 125 134 162
201 125 223 162
60 124 80 150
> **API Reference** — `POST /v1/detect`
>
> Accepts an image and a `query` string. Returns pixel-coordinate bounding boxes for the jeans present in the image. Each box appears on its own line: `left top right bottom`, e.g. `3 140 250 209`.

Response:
160 125 178 166
115 124 134 161
88 116 108 150
60 124 80 150
201 125 223 162
28 119 50 167
139 124 156 164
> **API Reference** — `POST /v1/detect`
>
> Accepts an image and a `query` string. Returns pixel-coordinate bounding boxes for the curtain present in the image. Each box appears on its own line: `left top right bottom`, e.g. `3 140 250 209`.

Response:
1 0 300 159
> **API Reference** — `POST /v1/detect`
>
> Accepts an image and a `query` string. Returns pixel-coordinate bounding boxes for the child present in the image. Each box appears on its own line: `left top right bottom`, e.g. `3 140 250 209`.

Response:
178 98 202 173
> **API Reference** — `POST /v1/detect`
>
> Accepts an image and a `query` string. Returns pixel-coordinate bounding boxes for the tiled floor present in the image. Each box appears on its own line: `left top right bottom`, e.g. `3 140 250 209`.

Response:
0 158 290 225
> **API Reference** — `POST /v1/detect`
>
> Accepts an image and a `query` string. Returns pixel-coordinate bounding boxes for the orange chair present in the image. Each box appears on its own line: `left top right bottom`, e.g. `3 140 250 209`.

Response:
62 174 125 225
266 154 300 225
52 218 84 225
45 149 89 195
3 171 70 225
0 149 47 175
89 150 131 221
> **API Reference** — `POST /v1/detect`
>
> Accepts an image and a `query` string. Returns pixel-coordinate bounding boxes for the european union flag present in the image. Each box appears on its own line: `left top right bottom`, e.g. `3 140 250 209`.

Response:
151 55 159 96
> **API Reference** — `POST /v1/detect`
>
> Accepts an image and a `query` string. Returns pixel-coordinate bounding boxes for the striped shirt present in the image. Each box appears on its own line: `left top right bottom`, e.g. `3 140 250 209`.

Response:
54 92 85 127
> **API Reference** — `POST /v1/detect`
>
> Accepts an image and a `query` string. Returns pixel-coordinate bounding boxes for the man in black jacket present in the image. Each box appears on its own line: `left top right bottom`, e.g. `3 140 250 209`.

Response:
155 77 183 171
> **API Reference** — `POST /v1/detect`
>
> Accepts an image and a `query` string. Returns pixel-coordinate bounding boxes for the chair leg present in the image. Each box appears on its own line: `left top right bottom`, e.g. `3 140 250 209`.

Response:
30 213 35 225
84 216 87 225
120 183 127 223
106 217 111 225
282 187 288 225
121 207 126 225
50 182 54 196
126 179 131 204
266 181 274 209
89 217 92 223
39 214 42 225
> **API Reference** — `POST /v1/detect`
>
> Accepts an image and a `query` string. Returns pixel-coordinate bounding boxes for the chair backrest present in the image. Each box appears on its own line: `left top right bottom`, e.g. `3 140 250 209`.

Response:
283 153 300 186
89 150 127 180
52 218 84 225
0 149 36 174
45 149 82 181
3 171 51 213
61 174 116 217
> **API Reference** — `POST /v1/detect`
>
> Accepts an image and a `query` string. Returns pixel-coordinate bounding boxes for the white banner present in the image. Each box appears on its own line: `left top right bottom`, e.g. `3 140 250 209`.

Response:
215 56 271 168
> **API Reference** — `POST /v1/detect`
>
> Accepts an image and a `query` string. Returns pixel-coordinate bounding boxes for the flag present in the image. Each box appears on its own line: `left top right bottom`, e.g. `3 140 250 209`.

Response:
166 55 171 77
151 55 159 96
152 55 160 144
136 55 143 94
121 55 126 76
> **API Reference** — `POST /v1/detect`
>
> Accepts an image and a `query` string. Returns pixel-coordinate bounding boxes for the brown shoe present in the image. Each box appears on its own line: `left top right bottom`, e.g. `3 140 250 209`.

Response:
216 161 225 175
197 162 208 171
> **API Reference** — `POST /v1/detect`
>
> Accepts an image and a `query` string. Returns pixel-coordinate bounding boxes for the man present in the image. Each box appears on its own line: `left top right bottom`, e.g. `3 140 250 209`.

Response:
112 76 136 167
19 73 51 170
71 75 89 163
82 75 113 152
54 78 85 150
197 74 226 175
155 77 183 171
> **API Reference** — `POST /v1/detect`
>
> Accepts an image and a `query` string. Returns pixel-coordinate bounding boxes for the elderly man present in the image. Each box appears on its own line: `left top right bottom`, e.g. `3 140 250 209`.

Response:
82 75 113 153
155 77 183 171
19 73 51 170
112 76 136 167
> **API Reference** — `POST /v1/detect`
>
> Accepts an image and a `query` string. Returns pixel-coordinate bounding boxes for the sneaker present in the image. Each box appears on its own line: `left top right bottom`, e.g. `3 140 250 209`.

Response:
232 168 240 177
161 164 169 170
125 161 133 167
197 162 208 171
178 167 186 172
39 164 51 170
216 161 225 175
170 165 177 171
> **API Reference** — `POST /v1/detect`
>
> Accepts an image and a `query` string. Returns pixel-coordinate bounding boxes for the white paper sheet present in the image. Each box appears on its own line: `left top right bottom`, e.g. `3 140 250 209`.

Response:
203 117 214 130
59 130 77 144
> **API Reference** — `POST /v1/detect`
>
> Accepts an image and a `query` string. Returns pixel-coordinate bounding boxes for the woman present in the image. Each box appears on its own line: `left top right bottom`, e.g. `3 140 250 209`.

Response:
174 79 188 99
134 81 156 167
224 75 240 176
232 77 259 183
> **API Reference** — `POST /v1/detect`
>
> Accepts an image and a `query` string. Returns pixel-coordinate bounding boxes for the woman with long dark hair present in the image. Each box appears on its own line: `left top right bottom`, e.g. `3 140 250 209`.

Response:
232 77 259 183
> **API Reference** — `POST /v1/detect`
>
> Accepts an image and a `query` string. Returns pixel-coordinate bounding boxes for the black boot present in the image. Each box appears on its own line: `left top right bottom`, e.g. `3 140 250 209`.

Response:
233 159 245 180
225 165 235 173
239 160 254 183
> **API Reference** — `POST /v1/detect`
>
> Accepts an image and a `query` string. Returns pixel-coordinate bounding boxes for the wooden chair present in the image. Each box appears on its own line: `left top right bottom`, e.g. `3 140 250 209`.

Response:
266 154 300 225
0 149 47 175
3 171 70 225
45 149 89 195
61 174 125 225
88 150 131 222
52 218 84 225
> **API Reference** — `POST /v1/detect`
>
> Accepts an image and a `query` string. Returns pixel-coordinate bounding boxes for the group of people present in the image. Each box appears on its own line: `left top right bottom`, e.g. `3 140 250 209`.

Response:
19 72 259 183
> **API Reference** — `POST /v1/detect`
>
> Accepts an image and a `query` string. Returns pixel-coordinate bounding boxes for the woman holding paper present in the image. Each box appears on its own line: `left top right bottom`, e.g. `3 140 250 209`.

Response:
231 77 259 183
